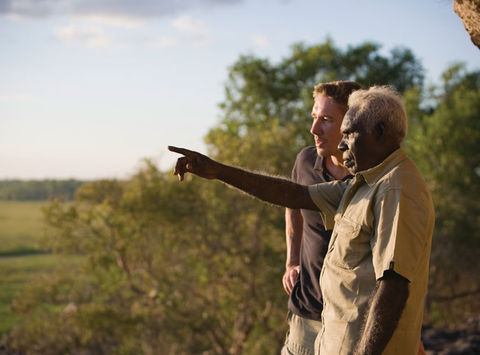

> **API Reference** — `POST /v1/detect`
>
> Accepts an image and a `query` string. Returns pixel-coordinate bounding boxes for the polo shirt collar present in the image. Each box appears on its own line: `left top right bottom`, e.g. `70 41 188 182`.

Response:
313 154 325 172
357 148 407 187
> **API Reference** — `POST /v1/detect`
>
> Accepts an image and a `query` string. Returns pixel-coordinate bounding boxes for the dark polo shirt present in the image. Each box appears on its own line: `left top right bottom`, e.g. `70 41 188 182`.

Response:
288 146 333 321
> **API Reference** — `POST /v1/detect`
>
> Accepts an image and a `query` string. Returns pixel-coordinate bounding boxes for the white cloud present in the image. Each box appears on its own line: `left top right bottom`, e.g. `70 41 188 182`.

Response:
172 15 212 46
54 24 113 48
172 14 206 33
53 14 214 49
81 14 146 28
0 0 66 18
147 35 178 48
0 0 243 19
252 35 269 48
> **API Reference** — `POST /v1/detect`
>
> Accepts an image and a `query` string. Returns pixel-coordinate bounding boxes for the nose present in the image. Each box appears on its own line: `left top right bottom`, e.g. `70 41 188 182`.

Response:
338 138 347 152
310 119 323 136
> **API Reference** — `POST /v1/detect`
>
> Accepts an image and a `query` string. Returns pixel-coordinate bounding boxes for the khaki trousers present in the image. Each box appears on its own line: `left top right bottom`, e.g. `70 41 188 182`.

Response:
281 312 322 355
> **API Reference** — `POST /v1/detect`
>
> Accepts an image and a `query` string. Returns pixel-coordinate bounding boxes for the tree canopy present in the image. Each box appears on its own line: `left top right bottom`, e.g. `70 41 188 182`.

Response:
0 179 84 201
207 39 424 174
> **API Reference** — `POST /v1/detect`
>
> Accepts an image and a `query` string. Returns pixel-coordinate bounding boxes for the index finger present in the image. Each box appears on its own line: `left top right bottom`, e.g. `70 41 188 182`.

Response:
168 146 195 156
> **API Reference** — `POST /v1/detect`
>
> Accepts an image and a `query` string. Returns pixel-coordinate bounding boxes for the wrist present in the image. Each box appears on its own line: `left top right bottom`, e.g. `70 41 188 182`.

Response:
285 263 300 270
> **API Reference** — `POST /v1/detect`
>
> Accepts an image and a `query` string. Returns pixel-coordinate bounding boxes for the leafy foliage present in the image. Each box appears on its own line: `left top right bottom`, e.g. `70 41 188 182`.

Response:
406 64 480 323
0 179 84 201
207 39 424 175
6 164 286 354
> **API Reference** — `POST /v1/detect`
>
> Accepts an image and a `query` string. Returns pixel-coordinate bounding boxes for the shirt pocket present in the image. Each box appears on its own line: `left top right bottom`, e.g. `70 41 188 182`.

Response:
329 216 370 270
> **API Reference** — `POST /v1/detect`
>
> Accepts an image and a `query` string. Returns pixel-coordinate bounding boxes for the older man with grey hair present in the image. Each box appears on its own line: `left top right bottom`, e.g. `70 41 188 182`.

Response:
310 86 433 354
169 85 434 354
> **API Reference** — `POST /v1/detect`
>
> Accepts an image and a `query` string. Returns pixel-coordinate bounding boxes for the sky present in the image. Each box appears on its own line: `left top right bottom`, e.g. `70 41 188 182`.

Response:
1 0 478 180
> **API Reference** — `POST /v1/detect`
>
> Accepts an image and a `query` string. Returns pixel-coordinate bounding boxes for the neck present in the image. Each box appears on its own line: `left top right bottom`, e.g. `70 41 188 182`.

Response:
374 144 401 168
325 155 349 180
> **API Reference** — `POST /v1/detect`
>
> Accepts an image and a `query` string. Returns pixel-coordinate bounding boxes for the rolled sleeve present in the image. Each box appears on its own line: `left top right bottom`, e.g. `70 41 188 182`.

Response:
308 181 347 230
371 188 432 281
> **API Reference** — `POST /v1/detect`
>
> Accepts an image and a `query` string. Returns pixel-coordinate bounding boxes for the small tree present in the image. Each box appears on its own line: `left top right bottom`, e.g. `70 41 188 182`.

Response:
406 64 480 324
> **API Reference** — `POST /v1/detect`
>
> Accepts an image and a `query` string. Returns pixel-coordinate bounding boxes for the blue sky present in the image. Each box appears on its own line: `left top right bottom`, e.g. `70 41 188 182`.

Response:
1 0 478 179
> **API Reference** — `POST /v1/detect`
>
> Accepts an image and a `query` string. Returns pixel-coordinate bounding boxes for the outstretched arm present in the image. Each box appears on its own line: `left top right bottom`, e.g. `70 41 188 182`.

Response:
354 270 409 355
283 208 303 294
168 146 319 210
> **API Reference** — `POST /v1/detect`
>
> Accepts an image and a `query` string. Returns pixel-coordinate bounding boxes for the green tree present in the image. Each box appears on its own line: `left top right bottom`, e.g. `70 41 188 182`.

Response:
207 39 424 174
0 179 84 201
406 64 480 323
6 163 287 354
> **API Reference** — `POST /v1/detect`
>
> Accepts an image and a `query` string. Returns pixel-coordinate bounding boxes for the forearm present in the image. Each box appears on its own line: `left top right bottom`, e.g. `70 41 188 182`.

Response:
354 272 409 355
285 208 303 267
169 145 319 210
283 208 303 294
215 162 318 210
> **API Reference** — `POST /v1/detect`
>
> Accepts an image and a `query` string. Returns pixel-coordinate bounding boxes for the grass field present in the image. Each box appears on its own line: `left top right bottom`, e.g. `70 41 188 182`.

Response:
0 201 76 336
0 201 46 255
0 254 75 335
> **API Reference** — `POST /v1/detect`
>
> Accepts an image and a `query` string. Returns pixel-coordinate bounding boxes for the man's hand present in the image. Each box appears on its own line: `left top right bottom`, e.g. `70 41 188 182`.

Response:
168 146 218 181
282 265 300 295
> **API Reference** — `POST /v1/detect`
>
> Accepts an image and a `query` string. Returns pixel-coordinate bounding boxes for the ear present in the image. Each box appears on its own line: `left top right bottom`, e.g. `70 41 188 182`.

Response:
375 122 385 140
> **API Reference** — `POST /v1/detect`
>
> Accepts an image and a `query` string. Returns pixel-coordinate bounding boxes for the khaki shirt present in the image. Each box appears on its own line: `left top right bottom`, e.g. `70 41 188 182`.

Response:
308 148 434 355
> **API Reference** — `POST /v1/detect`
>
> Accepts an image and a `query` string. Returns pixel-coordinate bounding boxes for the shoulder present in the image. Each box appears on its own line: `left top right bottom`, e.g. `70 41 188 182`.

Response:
292 146 318 181
295 146 317 164
377 157 433 208
293 146 318 175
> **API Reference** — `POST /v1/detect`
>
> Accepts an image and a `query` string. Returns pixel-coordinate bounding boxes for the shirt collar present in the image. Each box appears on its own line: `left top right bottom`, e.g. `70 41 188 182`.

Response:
357 148 407 187
313 154 338 182
313 154 325 171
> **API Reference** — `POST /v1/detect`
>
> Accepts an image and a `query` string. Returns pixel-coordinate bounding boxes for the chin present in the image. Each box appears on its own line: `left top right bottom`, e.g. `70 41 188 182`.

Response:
316 147 328 157
344 160 356 173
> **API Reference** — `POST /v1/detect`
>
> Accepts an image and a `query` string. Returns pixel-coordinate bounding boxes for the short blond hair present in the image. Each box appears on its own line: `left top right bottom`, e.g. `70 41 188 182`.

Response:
347 86 407 145
313 81 362 113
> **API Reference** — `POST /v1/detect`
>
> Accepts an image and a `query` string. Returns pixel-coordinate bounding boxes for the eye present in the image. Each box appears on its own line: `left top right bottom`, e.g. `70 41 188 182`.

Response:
312 114 331 121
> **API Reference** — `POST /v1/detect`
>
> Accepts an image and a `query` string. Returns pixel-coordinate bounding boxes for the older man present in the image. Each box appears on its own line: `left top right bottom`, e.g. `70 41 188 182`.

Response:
169 85 434 354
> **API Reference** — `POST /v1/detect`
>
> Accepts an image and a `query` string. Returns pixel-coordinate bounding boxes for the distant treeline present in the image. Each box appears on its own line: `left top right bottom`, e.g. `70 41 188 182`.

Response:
0 179 85 201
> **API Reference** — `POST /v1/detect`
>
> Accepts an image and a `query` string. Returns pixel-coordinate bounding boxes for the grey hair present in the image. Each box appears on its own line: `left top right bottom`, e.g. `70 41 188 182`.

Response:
347 86 408 145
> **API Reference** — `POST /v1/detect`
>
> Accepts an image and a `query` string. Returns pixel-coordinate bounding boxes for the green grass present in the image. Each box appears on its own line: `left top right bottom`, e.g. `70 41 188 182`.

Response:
0 201 80 336
0 201 46 255
0 254 75 335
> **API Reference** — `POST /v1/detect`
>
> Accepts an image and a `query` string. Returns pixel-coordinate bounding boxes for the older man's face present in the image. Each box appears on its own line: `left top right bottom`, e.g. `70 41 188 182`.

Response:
338 109 382 174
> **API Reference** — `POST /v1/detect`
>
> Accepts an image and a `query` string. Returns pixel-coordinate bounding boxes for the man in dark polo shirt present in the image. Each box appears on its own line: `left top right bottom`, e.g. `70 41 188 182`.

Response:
281 81 361 355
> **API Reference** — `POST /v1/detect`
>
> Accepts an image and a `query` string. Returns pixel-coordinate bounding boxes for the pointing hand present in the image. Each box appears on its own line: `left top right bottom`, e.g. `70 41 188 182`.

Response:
168 146 218 181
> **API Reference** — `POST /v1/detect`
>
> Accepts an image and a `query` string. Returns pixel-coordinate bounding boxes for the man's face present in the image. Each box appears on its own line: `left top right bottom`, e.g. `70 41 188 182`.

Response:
338 109 381 174
310 95 345 160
